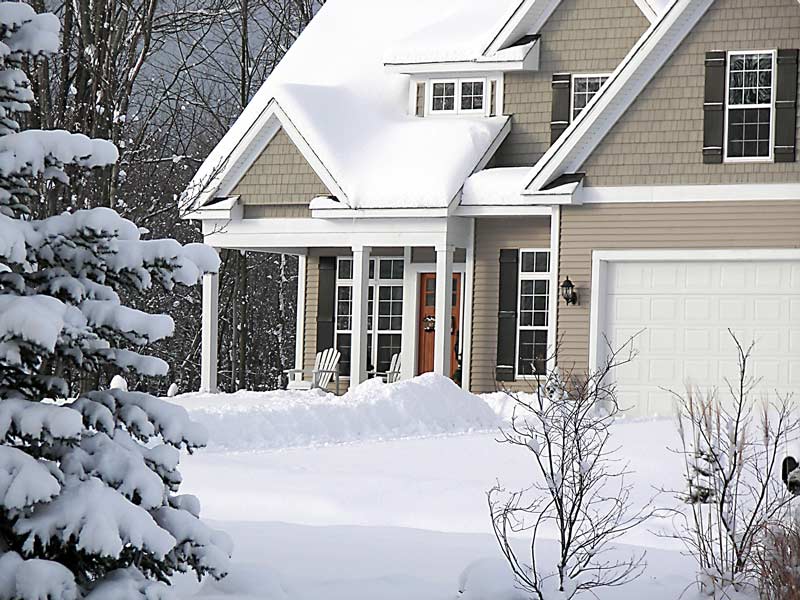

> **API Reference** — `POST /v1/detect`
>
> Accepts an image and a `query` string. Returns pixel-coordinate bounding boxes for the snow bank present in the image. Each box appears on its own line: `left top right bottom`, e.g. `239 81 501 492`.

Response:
456 558 528 600
169 374 500 451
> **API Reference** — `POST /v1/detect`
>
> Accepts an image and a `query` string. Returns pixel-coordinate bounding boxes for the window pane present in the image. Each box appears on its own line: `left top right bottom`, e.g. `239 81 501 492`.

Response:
521 252 535 273
336 333 351 375
518 330 548 376
728 52 772 107
379 259 404 280
336 286 352 331
461 80 484 111
432 82 456 112
572 75 609 120
378 285 403 331
338 259 353 280
727 107 771 158
377 334 402 373
535 252 550 273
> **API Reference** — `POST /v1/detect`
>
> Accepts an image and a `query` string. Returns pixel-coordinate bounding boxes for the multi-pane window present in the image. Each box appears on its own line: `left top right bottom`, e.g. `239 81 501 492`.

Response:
572 75 609 120
461 81 485 111
726 51 775 160
518 250 551 377
431 82 456 112
335 257 404 376
430 79 486 115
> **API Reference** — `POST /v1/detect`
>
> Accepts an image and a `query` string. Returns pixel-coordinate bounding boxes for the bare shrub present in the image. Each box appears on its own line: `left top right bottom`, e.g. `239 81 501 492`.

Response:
489 340 655 600
670 332 799 596
755 522 800 599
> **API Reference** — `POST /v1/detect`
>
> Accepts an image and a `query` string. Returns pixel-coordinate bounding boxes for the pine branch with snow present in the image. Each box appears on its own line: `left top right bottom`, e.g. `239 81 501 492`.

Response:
0 3 228 598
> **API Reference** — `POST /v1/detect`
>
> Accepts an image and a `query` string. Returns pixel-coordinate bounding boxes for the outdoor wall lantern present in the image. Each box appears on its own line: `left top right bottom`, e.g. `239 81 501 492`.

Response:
561 276 578 306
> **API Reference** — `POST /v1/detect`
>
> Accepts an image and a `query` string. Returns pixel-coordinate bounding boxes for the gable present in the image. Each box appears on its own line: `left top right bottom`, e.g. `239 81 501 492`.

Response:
231 128 331 208
581 0 800 187
492 0 651 168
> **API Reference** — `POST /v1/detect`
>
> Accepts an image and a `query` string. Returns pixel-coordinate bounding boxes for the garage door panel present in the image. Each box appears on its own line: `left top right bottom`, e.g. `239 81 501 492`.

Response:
602 259 800 417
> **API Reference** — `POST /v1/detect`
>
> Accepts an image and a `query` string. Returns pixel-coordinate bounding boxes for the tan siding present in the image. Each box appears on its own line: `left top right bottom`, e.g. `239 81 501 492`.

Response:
232 128 330 207
557 201 800 372
471 217 552 393
244 204 312 218
582 0 800 186
493 0 649 167
416 82 426 117
304 256 319 373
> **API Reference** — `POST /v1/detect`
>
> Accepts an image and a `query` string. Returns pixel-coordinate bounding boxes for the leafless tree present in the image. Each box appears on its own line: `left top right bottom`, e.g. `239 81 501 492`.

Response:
668 331 799 597
489 339 656 600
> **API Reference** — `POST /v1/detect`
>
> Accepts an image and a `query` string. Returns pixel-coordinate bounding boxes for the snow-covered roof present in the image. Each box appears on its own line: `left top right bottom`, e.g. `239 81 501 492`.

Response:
187 0 678 213
187 0 525 211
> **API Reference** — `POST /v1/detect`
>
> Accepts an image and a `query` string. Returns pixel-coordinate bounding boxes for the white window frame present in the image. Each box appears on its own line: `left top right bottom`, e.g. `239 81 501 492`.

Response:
427 77 488 116
515 249 552 380
723 49 777 163
570 73 611 121
335 256 405 376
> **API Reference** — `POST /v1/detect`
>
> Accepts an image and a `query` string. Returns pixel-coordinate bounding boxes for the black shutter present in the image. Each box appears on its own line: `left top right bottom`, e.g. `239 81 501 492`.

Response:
703 50 727 164
496 249 519 382
550 73 571 145
775 49 799 163
317 257 336 352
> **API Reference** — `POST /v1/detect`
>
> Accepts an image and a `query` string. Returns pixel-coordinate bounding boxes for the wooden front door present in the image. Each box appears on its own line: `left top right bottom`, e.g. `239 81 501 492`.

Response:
417 273 462 378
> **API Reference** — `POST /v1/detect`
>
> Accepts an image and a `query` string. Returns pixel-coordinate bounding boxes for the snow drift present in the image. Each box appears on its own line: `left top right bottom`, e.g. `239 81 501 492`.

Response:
169 374 500 451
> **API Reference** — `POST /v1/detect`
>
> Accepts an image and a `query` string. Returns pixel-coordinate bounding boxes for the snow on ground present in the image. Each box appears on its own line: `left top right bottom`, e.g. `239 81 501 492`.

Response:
169 374 499 451
171 376 698 599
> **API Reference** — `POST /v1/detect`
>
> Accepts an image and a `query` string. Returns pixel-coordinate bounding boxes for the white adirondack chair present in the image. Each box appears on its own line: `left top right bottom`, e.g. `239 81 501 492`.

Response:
284 348 341 394
376 353 402 384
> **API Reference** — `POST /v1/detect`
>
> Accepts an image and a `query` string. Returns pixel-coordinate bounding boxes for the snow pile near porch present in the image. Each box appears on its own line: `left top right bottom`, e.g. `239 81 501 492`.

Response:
169 374 499 451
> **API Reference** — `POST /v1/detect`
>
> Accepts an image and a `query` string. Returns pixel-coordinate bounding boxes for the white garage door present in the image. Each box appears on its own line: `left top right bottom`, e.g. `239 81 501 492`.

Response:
601 257 800 417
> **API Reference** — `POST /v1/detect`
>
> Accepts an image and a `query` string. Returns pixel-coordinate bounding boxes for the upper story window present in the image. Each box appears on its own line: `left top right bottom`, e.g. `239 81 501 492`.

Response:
429 78 486 115
725 51 775 161
571 74 610 120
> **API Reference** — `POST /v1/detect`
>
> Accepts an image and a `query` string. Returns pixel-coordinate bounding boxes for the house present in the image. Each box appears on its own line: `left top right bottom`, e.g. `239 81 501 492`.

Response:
185 0 800 416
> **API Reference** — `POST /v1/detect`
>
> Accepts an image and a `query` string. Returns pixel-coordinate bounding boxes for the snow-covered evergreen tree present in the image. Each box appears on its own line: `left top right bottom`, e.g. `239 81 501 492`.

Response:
0 4 229 598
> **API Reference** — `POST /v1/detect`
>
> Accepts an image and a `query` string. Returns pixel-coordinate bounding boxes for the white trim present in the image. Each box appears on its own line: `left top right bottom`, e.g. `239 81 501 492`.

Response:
549 207 560 373
295 255 307 371
523 0 714 192
313 207 452 219
202 216 474 251
454 204 554 217
461 219 476 391
385 41 539 75
587 248 800 374
469 118 514 176
633 0 659 22
401 248 417 381
579 183 800 204
723 49 777 163
433 247 455 376
484 0 560 55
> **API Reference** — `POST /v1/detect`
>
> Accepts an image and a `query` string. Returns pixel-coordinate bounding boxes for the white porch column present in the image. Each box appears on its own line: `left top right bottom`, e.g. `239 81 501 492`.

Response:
434 245 455 376
200 272 219 393
400 247 416 381
294 255 307 371
350 246 372 385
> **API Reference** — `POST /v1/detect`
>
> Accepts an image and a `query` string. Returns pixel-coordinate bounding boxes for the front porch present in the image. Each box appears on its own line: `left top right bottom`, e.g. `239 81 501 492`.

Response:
199 215 477 393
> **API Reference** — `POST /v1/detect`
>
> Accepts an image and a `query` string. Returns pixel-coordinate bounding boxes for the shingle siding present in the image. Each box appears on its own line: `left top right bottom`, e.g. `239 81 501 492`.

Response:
557 201 800 372
492 0 649 167
232 128 330 207
470 216 552 393
582 0 800 186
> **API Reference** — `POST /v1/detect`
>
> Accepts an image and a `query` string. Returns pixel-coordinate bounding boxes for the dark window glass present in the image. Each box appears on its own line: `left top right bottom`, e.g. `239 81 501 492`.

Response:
518 330 548 376
379 259 404 280
461 81 484 111
336 286 352 330
727 107 771 158
336 333 351 375
521 251 551 273
338 259 353 280
377 334 402 373
572 75 609 120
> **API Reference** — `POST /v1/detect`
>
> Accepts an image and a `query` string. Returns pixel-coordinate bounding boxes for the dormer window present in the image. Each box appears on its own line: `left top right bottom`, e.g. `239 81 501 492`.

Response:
571 74 610 119
460 81 485 112
432 81 456 112
428 78 487 115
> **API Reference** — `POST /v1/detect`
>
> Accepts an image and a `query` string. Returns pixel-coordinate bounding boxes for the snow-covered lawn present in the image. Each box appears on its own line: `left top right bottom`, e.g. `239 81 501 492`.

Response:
169 376 698 599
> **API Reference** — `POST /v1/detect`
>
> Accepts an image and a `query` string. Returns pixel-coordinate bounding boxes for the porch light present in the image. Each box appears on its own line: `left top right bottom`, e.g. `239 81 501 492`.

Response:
561 277 578 306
